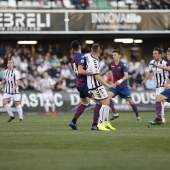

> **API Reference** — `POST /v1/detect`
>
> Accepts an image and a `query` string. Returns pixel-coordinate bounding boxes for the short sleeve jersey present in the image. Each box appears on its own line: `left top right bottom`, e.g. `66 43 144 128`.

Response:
108 61 128 86
71 52 87 88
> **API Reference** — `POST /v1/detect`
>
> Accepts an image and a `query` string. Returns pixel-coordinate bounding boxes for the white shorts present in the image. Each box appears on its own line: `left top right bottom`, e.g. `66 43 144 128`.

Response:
90 85 108 100
156 87 165 96
43 92 54 102
2 93 21 102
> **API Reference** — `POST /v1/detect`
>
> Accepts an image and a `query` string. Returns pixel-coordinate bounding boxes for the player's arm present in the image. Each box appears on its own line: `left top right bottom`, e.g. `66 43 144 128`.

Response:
100 67 109 76
94 74 112 88
12 79 21 92
115 72 128 85
78 65 93 76
142 71 153 84
0 79 6 91
149 63 170 71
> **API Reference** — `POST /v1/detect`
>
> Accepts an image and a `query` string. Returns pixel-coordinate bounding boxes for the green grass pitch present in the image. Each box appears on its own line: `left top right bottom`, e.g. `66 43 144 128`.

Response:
0 112 170 170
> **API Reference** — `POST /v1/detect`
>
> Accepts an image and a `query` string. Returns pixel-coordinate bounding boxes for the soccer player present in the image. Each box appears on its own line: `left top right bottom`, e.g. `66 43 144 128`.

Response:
40 72 56 117
69 40 94 130
142 47 169 124
101 50 141 121
86 43 116 131
0 60 23 122
147 48 170 124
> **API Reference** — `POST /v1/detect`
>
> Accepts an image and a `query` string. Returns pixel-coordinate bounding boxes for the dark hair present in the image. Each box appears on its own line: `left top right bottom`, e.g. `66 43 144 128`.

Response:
71 40 80 51
153 47 162 55
92 43 100 52
166 48 170 53
112 50 121 55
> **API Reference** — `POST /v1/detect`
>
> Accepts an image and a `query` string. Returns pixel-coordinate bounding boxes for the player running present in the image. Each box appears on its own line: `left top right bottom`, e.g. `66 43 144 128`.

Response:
147 48 170 125
40 72 56 117
85 43 116 131
142 47 169 124
0 60 23 122
101 50 141 121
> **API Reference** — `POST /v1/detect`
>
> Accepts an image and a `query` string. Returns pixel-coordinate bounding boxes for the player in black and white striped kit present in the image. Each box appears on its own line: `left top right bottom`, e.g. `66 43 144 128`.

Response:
85 43 116 131
0 60 23 122
142 48 169 123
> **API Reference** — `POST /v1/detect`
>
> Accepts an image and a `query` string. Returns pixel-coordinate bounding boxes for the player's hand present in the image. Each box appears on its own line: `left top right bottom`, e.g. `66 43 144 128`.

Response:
149 63 157 68
141 80 146 85
164 83 169 90
109 83 116 88
12 87 16 93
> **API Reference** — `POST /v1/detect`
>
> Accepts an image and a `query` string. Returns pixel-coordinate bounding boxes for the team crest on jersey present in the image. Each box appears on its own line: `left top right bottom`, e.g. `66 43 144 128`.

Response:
81 59 84 63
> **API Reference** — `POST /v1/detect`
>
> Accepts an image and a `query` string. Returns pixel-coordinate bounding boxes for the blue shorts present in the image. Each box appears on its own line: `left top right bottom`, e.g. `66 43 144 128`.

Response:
161 89 170 100
77 85 91 99
109 86 131 99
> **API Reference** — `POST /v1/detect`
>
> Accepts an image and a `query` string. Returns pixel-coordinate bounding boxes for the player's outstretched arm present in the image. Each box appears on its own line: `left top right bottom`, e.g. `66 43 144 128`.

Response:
142 71 152 84
94 74 112 88
78 65 93 76
149 63 170 71
100 67 109 76
0 79 6 91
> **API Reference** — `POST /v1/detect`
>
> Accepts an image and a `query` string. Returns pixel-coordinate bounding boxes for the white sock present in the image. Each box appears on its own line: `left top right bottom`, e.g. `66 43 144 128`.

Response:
98 105 109 125
4 104 14 117
161 102 165 123
44 102 49 112
16 105 23 120
51 102 55 112
164 101 170 108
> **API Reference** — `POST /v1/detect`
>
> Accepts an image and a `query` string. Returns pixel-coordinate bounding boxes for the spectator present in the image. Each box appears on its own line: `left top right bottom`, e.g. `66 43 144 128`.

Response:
35 54 44 66
12 51 21 68
34 76 41 91
145 73 156 89
50 55 61 70
0 44 6 57
137 0 149 9
20 58 28 73
28 57 36 72
44 55 51 70
20 73 28 90
61 64 73 87
128 60 140 89
37 61 49 76
54 43 63 58
61 55 69 65
37 44 44 55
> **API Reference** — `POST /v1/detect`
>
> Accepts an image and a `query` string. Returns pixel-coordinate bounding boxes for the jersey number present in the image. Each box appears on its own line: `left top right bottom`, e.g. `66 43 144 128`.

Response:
73 63 78 75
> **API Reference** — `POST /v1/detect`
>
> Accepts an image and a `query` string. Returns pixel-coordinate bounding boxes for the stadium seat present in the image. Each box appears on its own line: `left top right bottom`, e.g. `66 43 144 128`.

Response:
93 0 112 9
0 0 8 7
63 0 75 9
8 0 17 7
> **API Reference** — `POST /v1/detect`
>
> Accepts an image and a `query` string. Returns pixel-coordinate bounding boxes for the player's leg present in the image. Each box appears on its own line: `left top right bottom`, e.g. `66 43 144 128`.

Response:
108 90 119 121
126 98 140 121
50 93 56 117
13 94 23 121
44 99 50 116
149 90 169 125
98 98 116 131
3 94 15 122
69 87 89 130
156 87 166 123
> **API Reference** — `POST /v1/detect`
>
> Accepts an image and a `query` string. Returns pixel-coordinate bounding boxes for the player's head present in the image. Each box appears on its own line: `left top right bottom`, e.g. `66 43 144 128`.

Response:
166 48 170 60
71 40 81 52
112 50 121 61
91 43 101 57
43 72 48 79
153 47 162 61
7 60 14 69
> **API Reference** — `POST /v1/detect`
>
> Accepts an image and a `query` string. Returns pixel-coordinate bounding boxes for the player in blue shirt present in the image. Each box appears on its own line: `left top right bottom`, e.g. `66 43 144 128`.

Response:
69 40 95 130
101 50 141 121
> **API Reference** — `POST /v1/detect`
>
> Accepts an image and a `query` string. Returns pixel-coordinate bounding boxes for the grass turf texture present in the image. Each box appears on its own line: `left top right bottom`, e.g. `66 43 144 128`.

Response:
0 112 170 170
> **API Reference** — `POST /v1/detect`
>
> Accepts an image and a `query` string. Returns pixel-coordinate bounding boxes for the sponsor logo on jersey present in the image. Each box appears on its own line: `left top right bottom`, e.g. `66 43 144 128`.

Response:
81 59 84 63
